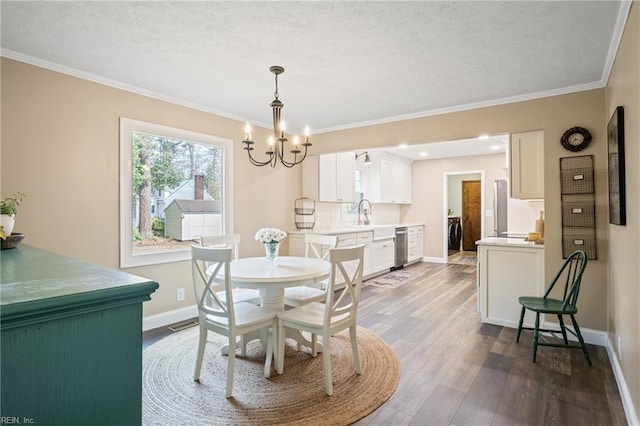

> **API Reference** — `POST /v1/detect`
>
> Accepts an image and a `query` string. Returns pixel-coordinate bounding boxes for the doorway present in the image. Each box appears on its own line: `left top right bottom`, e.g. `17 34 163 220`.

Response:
462 180 481 251
444 171 484 264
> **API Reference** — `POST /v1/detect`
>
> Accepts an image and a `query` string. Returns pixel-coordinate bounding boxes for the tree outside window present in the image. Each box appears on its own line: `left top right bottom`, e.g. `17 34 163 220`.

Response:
120 118 233 268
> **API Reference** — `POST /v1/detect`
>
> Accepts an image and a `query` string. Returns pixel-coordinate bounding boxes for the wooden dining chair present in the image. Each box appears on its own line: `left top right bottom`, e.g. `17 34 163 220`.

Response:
276 245 364 396
191 245 277 398
283 234 338 307
516 250 591 365
200 234 261 306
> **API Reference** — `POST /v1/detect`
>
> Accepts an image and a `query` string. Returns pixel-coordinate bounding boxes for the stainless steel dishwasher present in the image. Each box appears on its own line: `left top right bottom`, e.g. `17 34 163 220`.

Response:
394 227 408 269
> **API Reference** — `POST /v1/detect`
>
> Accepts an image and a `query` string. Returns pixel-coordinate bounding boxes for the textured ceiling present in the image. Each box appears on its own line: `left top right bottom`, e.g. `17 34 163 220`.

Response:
1 1 626 139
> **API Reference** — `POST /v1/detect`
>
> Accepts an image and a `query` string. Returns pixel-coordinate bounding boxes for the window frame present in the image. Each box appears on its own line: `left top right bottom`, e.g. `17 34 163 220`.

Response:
119 117 233 268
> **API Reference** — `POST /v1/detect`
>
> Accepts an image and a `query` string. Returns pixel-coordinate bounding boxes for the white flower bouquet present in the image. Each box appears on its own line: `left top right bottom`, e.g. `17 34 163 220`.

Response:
254 227 287 244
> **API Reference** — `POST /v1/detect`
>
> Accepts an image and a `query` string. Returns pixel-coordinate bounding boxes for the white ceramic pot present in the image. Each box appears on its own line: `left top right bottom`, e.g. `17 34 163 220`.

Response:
1 214 15 236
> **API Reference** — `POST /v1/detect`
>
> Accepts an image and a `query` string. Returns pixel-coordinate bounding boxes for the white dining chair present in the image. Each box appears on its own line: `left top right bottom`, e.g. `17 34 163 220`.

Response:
283 234 337 307
276 245 364 396
191 245 277 398
200 234 261 306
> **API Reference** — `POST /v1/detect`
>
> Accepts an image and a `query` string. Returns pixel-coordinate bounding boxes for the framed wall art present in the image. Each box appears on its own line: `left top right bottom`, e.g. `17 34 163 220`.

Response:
607 106 626 225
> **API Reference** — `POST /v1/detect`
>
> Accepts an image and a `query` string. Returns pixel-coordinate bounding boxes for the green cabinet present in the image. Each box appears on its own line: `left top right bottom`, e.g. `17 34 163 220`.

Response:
1 246 158 425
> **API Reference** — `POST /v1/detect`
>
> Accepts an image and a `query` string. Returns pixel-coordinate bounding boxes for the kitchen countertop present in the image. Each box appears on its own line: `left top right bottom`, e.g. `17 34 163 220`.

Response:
289 224 424 243
288 223 424 236
476 237 544 249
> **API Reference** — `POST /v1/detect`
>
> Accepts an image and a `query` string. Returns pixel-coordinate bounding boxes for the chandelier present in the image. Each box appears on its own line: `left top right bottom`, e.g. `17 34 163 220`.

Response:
242 65 312 168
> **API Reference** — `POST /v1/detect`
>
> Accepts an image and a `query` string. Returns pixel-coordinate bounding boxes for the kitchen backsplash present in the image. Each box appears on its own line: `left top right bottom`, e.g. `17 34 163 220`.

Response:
313 202 401 229
508 199 544 235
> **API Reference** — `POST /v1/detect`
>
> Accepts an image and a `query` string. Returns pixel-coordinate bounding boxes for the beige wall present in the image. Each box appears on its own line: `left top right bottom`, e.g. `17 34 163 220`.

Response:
312 89 609 332
402 154 506 258
1 58 301 317
605 2 640 417
2 58 612 331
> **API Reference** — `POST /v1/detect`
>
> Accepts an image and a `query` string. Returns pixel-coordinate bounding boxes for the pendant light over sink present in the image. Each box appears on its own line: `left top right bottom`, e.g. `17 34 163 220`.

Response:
355 151 372 165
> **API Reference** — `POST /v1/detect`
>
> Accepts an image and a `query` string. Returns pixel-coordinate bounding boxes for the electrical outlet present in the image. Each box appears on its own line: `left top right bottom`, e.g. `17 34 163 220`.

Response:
617 336 622 361
176 288 185 302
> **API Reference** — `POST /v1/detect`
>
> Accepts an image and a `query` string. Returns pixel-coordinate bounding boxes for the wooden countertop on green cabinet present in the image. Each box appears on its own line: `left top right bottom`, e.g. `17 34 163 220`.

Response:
1 245 159 425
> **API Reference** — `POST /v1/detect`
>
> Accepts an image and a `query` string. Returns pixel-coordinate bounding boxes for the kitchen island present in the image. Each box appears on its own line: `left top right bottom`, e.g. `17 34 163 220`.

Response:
476 237 545 328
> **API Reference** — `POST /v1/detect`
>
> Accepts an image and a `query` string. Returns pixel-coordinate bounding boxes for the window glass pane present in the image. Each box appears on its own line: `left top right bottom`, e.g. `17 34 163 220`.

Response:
343 169 361 215
120 118 233 268
131 131 224 256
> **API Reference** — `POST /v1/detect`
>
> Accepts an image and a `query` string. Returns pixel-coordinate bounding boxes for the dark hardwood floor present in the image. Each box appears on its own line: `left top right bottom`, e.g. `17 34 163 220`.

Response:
143 261 627 425
355 262 626 425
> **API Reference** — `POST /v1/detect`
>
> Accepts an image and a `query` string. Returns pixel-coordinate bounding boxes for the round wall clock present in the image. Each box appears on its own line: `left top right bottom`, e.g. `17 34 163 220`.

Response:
561 126 592 152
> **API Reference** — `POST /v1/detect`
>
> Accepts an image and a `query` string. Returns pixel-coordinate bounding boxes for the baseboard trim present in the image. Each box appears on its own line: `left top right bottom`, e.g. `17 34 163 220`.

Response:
423 256 446 263
606 335 640 426
482 318 607 347
540 321 608 347
143 305 198 332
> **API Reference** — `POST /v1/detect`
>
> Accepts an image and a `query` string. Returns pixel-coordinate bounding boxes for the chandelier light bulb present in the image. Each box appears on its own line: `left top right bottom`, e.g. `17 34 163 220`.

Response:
244 122 252 140
304 125 310 137
268 135 275 146
293 135 300 146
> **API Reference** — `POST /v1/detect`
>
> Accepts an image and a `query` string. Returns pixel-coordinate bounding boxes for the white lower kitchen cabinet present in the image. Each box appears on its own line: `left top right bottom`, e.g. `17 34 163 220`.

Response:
288 228 401 281
372 239 395 273
288 231 370 287
407 225 424 262
356 231 373 276
477 238 545 328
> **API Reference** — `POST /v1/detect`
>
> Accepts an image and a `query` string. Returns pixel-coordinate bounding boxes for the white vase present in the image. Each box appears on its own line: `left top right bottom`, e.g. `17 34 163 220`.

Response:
1 214 15 236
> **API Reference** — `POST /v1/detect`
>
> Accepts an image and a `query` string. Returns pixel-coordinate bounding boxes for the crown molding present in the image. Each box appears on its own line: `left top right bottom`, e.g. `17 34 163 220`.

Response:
601 0 633 86
0 49 272 130
315 81 605 134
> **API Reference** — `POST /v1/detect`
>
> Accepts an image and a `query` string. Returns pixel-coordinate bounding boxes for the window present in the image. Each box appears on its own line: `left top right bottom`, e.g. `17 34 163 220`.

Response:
343 169 362 216
120 118 233 268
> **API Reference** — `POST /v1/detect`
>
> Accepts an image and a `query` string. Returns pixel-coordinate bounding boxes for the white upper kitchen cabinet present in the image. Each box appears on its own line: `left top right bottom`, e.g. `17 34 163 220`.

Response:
365 152 413 204
303 153 356 202
510 130 544 200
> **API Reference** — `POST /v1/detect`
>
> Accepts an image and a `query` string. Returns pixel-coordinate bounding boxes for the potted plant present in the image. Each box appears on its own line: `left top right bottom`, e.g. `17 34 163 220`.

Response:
1 192 26 237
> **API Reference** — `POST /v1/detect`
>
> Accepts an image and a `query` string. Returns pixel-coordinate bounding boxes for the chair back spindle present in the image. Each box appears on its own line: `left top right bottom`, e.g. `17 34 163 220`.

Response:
542 250 587 309
191 245 235 326
325 245 365 324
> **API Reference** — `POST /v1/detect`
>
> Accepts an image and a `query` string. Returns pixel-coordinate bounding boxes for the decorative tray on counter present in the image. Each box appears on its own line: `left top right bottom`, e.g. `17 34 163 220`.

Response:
1 233 25 250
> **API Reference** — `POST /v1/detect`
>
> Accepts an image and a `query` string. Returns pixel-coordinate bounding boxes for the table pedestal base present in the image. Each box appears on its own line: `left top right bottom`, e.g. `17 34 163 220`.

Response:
219 286 323 377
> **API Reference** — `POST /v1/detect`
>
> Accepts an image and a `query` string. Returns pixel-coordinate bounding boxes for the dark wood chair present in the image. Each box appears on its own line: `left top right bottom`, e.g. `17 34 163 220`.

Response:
516 250 591 365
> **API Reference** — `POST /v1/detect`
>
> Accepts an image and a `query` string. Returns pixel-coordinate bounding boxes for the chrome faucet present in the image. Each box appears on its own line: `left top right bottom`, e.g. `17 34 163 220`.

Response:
357 199 373 225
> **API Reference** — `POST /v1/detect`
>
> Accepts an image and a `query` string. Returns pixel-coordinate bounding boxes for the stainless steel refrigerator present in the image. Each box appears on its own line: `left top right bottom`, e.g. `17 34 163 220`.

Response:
494 179 508 237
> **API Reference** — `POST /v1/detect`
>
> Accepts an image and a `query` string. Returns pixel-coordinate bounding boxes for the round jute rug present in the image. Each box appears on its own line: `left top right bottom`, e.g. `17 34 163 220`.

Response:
143 326 400 426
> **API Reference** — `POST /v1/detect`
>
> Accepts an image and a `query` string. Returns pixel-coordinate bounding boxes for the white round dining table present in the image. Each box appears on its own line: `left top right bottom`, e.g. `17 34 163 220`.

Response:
218 256 331 357
223 256 331 312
